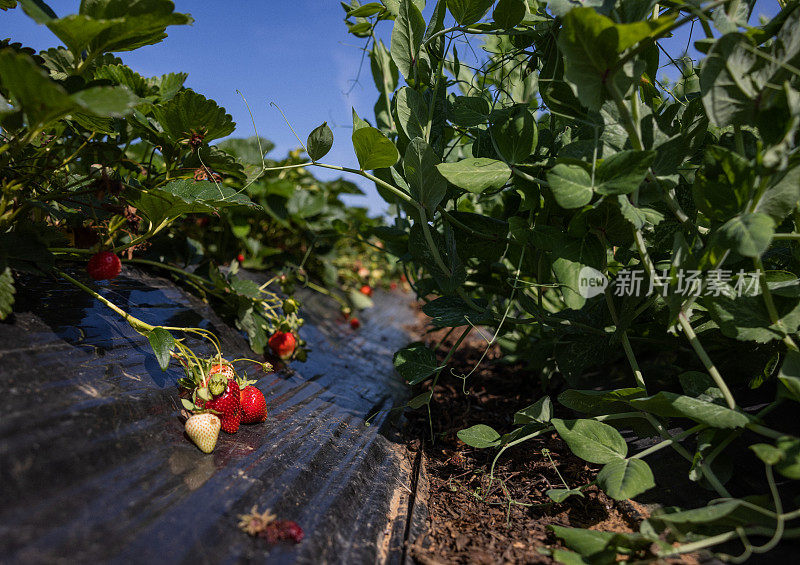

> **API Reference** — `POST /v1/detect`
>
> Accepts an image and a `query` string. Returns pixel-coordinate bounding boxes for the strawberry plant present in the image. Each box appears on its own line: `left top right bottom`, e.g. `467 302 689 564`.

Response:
306 0 799 560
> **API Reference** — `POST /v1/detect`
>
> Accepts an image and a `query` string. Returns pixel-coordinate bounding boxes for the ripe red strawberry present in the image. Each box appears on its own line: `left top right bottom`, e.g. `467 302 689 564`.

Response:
237 253 245 263
359 284 373 297
240 385 267 423
390 282 398 290
350 317 360 330
185 413 221 453
205 378 241 433
268 331 296 360
87 251 121 280
278 521 304 543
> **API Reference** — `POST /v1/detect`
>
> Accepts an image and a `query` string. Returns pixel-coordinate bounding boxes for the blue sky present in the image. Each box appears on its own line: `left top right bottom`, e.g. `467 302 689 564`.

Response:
3 1 782 214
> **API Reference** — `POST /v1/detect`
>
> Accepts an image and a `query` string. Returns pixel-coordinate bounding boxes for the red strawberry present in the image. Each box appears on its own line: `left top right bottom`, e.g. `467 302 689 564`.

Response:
87 251 121 280
237 253 245 263
268 331 296 360
240 385 267 423
205 379 241 433
350 317 360 330
359 284 373 297
390 281 398 290
278 521 304 543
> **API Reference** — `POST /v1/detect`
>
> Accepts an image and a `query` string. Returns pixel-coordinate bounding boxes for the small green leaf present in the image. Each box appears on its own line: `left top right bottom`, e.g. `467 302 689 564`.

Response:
396 86 428 140
447 0 493 25
404 137 446 212
547 163 593 209
421 296 492 327
457 424 501 448
597 458 655 500
629 392 753 429
750 443 784 466
352 126 400 170
594 150 656 195
546 488 585 503
0 267 15 321
147 327 175 371
180 398 196 411
307 122 333 161
393 342 438 385
514 396 552 425
408 390 433 409
778 351 800 402
552 418 628 464
718 213 775 258
492 0 526 29
437 157 511 194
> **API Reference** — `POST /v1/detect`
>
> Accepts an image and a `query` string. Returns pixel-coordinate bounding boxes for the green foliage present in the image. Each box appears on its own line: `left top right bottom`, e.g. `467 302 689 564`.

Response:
342 0 800 559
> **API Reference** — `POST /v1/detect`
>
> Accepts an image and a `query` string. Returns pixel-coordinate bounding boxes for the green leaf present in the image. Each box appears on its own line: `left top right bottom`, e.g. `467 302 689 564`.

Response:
153 89 235 144
306 122 333 161
46 0 191 56
18 0 57 23
447 0 493 25
457 424 501 448
514 396 552 425
147 327 175 371
348 287 374 309
629 392 753 428
552 418 628 464
550 234 605 310
0 267 15 321
490 106 538 163
774 437 800 479
778 350 800 402
408 390 433 409
352 126 400 170
390 0 426 79
557 8 676 110
404 137 447 212
546 488 585 503
421 296 491 327
750 443 784 466
756 164 800 224
594 150 656 195
547 164 593 209
654 500 744 525
448 95 490 127
437 157 511 194
393 342 438 385
558 388 647 416
718 213 775 258
549 526 616 557
693 146 753 222
70 86 138 117
492 0 526 29
596 458 655 500
396 86 428 140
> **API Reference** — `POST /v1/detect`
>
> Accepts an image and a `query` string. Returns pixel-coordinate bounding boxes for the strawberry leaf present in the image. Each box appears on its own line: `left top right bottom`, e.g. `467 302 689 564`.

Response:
146 327 174 371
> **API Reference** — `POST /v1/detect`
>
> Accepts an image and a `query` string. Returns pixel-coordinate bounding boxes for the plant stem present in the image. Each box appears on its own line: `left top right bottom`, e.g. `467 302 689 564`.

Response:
678 311 737 409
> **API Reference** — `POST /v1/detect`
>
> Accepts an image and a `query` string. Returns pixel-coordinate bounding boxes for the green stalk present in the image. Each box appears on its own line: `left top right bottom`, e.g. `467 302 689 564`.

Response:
678 311 737 409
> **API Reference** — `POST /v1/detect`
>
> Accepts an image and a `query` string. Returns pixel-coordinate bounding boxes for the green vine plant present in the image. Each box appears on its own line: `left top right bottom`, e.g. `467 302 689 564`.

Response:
325 0 799 561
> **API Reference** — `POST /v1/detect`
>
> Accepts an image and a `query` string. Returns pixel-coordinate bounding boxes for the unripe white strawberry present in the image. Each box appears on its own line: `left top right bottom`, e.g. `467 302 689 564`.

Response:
185 413 221 453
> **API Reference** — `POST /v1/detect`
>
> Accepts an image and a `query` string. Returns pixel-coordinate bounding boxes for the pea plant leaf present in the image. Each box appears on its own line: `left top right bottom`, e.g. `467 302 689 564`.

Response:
629 392 753 428
457 424 501 448
393 342 438 385
552 418 628 464
437 158 511 194
306 121 334 161
352 126 400 170
396 86 428 140
404 137 447 212
546 163 593 209
597 458 655 500
390 0 426 79
447 0 494 25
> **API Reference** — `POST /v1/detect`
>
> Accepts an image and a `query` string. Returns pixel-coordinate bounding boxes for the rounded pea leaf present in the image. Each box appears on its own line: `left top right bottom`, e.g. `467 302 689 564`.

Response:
437 158 511 194
551 418 627 464
352 126 399 170
307 121 333 161
492 0 526 29
546 164 593 209
597 458 655 500
447 0 494 25
457 424 501 448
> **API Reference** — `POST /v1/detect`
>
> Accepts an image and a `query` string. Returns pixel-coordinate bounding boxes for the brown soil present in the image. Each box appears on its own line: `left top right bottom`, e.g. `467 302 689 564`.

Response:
402 311 665 564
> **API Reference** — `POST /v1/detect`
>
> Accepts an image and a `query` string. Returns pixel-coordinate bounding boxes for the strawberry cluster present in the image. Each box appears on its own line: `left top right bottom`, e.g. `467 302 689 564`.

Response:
180 359 272 453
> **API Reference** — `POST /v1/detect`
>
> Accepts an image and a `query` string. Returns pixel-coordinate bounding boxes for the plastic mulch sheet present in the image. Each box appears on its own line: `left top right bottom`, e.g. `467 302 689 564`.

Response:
0 267 419 564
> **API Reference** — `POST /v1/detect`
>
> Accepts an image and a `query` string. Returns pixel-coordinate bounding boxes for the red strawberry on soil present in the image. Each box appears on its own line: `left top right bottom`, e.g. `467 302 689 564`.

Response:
268 331 296 359
205 377 241 433
359 284 373 297
240 385 267 423
237 253 245 263
349 317 360 330
87 251 121 280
